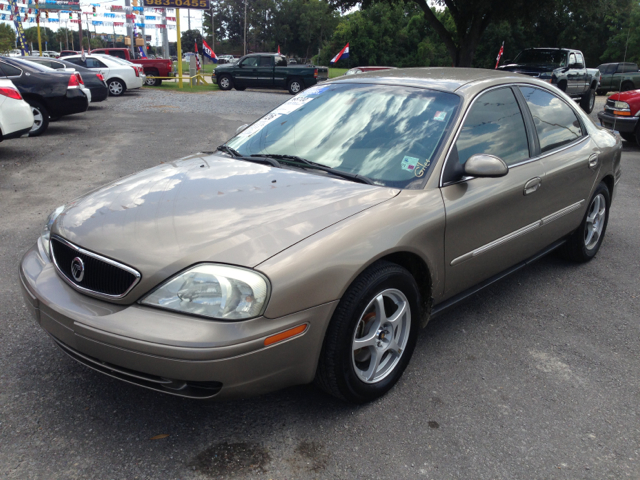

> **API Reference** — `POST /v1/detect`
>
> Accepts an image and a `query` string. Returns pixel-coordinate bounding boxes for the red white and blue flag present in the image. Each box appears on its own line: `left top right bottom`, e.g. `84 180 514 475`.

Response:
194 42 201 71
330 43 349 64
495 41 504 69
202 39 218 63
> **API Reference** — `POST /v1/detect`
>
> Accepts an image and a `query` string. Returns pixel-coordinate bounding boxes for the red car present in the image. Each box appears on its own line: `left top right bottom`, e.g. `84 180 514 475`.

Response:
598 90 640 143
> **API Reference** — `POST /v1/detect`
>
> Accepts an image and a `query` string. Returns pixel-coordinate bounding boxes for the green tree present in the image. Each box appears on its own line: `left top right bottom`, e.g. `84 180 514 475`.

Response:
181 29 203 53
0 24 16 54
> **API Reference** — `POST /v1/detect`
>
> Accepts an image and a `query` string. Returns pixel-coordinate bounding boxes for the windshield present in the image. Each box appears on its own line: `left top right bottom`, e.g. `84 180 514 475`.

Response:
227 83 459 188
513 49 567 67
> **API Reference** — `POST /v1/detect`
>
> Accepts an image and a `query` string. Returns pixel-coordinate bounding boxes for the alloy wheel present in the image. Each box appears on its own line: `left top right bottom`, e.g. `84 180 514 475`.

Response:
220 77 230 89
109 81 123 95
30 107 43 133
584 193 606 250
290 81 301 94
351 288 411 384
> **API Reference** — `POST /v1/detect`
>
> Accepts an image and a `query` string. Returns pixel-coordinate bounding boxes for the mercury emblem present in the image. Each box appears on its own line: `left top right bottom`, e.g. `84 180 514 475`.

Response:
71 257 85 282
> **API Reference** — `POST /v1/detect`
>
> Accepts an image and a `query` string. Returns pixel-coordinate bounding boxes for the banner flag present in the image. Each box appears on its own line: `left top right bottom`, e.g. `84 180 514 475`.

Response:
202 39 217 63
495 41 504 69
8 0 28 55
330 42 349 64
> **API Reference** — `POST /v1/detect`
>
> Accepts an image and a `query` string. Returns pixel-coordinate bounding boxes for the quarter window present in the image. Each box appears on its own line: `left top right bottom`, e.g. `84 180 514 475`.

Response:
0 63 22 77
455 88 530 167
519 87 583 153
85 58 107 68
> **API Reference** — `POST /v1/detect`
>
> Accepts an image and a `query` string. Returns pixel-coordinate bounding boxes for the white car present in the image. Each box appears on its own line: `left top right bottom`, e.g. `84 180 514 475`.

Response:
63 54 144 96
95 55 147 85
0 79 34 141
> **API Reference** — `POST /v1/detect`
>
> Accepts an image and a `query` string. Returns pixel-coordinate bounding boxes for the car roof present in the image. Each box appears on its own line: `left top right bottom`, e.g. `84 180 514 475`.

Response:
328 67 534 94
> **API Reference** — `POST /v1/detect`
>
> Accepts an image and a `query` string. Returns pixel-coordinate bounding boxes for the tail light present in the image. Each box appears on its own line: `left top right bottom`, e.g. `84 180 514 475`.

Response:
0 86 22 100
132 66 140 77
314 68 318 78
67 72 84 87
96 73 105 82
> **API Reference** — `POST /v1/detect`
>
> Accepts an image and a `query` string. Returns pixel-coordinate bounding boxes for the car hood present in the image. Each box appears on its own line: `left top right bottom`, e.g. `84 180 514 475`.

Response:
54 154 399 299
498 64 560 76
607 90 640 102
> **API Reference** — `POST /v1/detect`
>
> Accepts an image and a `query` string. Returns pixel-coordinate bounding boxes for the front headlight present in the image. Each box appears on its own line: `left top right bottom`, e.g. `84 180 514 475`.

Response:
141 264 270 320
39 205 65 259
614 101 630 110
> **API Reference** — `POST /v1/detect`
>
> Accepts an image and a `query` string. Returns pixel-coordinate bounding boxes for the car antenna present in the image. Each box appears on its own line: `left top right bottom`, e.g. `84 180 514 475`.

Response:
613 26 632 133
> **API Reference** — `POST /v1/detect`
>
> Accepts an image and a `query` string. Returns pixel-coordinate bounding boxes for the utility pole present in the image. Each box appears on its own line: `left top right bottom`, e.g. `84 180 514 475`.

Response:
77 12 83 51
188 9 191 31
124 0 134 56
162 8 168 58
243 0 246 55
210 3 214 51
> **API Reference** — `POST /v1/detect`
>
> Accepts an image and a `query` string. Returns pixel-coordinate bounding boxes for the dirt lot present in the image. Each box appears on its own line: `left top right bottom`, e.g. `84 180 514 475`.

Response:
1 91 639 479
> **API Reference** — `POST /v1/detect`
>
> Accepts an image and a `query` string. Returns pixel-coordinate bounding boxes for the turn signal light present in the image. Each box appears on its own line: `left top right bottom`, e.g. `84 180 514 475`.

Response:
264 324 308 346
613 110 631 116
0 86 22 100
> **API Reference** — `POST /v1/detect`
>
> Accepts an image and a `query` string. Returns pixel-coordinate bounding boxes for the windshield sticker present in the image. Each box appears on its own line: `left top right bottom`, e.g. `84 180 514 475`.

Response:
433 111 447 122
414 159 431 177
237 113 283 136
401 156 420 172
300 85 330 97
272 96 314 115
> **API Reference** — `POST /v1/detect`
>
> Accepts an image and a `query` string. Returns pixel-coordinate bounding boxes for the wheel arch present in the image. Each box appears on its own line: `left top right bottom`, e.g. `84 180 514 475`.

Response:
601 174 615 198
145 67 159 76
590 79 598 90
377 251 433 327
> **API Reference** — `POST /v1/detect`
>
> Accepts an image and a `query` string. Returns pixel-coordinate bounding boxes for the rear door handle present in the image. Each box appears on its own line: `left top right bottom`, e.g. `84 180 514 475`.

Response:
524 177 542 195
588 153 599 169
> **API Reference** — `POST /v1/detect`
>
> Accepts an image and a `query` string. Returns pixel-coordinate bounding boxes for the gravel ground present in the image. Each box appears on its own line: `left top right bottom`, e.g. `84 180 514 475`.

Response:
116 89 290 118
1 91 639 480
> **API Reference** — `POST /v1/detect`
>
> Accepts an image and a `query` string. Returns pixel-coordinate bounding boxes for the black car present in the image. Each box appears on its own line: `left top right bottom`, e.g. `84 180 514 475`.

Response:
0 57 89 136
19 56 109 103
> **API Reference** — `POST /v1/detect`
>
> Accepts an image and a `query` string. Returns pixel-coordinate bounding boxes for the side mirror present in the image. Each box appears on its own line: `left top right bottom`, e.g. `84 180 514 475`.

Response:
238 63 243 68
236 124 249 135
464 154 508 178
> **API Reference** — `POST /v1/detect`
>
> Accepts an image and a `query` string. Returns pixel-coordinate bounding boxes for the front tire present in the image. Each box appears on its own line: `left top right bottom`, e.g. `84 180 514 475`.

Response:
315 261 421 403
580 88 596 113
27 100 49 137
218 75 233 90
108 79 125 96
560 182 610 262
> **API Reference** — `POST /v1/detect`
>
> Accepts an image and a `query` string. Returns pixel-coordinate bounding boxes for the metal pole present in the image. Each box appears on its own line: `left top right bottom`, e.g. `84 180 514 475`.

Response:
36 14 42 56
187 9 190 31
243 0 246 55
210 3 214 52
77 12 83 51
176 8 182 88
125 0 134 56
161 7 168 59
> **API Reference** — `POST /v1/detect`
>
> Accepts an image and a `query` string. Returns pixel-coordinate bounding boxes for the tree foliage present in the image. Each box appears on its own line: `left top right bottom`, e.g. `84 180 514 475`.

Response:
180 29 203 53
0 24 15 54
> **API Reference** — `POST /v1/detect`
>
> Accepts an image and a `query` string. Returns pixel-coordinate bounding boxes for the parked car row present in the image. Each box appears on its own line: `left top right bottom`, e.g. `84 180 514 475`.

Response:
0 53 146 139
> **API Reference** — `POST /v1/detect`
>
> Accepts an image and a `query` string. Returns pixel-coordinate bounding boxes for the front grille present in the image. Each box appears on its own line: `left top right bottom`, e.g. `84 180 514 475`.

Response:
50 236 140 298
606 99 615 109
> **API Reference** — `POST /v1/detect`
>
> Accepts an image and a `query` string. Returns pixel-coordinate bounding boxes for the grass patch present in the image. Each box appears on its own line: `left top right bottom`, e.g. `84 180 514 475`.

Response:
329 68 348 78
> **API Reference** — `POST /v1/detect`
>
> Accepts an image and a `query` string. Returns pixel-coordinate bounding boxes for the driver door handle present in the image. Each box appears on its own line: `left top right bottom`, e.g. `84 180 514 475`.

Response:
524 177 542 195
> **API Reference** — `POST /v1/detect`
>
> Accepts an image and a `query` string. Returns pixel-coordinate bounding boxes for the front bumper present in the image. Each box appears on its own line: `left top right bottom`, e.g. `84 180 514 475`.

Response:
597 111 638 133
20 243 337 399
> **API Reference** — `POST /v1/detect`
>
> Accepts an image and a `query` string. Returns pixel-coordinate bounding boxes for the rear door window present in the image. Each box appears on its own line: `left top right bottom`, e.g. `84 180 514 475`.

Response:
259 56 273 67
240 57 259 67
454 87 530 167
65 58 86 67
108 50 127 59
519 86 583 153
275 56 287 67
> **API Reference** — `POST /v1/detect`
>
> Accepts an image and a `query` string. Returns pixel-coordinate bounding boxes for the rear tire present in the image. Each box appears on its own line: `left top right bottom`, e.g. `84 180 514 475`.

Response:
596 89 606 96
108 79 125 96
27 100 49 137
145 76 161 87
218 75 233 90
580 88 596 113
315 261 421 403
288 78 303 95
621 81 635 92
560 182 610 262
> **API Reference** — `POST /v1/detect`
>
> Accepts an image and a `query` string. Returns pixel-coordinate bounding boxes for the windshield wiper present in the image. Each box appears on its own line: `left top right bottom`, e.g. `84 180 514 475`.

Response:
216 145 281 168
251 154 374 185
